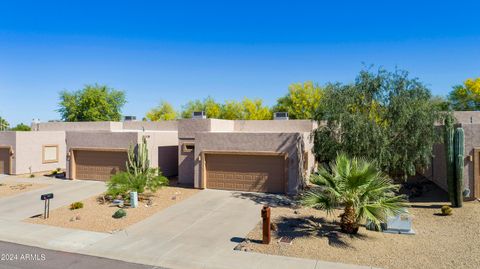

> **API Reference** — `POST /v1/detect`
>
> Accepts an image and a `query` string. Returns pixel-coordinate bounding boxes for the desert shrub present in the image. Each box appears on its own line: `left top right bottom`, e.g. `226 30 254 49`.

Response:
29 174 35 178
106 137 168 198
70 201 84 210
112 209 127 219
106 169 168 198
441 205 452 216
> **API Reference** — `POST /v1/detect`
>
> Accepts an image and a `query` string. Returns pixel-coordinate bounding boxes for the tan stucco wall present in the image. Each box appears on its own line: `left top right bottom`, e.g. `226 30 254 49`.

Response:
123 121 178 131
178 138 195 185
303 132 317 180
178 119 211 139
66 130 179 179
0 132 16 174
12 132 66 174
233 120 316 132
142 131 179 176
459 123 480 196
425 122 479 196
193 132 312 194
35 121 123 132
453 111 480 124
66 131 139 178
210 119 235 132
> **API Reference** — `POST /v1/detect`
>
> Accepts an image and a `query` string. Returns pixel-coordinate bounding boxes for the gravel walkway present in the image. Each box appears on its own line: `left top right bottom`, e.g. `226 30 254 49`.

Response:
0 183 49 198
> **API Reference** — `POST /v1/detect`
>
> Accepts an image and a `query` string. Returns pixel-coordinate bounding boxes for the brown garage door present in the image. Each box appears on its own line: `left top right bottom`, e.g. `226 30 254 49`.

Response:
74 150 128 181
205 154 286 193
0 148 10 174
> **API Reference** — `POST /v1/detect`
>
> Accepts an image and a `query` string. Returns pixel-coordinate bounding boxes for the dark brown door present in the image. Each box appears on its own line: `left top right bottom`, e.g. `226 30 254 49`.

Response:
158 146 178 177
0 148 10 174
205 154 285 193
74 150 128 181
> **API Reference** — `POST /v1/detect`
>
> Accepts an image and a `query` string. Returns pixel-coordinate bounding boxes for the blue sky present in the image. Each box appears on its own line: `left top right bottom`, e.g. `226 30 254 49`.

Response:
0 1 479 125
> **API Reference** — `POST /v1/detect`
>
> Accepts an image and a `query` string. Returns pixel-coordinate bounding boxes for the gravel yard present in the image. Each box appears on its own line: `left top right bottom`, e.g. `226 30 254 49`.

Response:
26 182 199 233
241 183 480 269
0 182 48 198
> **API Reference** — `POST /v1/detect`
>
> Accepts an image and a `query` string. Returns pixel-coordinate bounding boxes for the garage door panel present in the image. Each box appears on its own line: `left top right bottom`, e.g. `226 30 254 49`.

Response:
74 150 128 181
205 154 285 193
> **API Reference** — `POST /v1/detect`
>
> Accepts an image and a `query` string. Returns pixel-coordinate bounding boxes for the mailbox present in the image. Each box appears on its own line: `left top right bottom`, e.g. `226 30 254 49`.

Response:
41 193 54 200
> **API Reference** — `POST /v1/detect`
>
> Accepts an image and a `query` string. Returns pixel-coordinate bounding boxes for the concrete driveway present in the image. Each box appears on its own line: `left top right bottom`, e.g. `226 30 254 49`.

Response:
0 176 106 221
0 177 372 269
81 189 263 268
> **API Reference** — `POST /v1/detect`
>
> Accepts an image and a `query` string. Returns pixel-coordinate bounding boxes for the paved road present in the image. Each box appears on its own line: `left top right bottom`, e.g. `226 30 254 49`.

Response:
0 241 163 269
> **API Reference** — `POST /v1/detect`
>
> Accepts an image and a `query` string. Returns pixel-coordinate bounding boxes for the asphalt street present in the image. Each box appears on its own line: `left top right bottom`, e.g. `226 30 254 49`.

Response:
0 241 164 269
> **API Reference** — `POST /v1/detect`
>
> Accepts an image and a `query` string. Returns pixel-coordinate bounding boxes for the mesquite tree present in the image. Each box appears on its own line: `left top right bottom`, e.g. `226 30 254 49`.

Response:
313 68 447 180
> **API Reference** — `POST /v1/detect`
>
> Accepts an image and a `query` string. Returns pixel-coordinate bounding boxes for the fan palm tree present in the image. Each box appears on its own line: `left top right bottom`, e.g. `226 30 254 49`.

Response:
302 153 407 234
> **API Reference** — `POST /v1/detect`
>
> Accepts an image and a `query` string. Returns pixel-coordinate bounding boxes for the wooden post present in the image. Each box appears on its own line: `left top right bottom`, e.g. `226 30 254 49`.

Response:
261 205 271 244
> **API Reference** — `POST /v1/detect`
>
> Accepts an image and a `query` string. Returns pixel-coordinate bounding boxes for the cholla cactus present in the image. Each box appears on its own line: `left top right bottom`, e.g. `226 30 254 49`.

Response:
126 136 150 176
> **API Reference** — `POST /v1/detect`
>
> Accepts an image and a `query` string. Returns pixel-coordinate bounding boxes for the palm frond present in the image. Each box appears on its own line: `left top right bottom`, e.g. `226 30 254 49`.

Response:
301 190 339 215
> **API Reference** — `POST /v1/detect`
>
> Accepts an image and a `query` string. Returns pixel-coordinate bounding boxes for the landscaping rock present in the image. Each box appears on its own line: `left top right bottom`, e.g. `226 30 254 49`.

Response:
75 215 81 220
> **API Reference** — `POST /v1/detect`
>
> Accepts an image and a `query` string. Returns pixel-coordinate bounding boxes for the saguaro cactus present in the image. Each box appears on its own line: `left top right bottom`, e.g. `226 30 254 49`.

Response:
444 117 455 205
454 128 464 207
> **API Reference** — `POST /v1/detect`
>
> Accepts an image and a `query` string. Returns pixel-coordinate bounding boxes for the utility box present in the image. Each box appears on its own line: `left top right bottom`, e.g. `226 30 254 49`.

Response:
192 111 207 119
273 112 289 120
383 209 415 235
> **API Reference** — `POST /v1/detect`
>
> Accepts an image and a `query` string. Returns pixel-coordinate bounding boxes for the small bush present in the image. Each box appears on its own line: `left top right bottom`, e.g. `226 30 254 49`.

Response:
112 209 127 219
441 205 452 216
29 174 35 178
70 201 84 210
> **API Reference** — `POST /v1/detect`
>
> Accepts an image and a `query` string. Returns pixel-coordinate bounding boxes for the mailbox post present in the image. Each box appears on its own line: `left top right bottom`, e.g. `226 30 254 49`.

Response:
40 193 54 219
261 205 271 244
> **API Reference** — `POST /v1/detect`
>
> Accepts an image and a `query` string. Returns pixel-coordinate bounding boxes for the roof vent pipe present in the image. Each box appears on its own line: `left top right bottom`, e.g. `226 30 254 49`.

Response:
273 112 289 120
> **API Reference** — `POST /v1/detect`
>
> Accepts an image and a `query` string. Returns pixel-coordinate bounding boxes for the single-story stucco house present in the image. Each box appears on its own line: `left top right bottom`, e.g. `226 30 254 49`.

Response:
0 131 66 175
177 119 317 195
1 117 317 195
65 129 178 180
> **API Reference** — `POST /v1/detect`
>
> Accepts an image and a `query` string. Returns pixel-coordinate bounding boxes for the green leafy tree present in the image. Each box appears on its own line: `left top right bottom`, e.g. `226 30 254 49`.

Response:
0 117 9 131
58 84 126 121
181 97 221 119
242 98 272 120
220 100 244 120
274 81 323 119
448 78 480 110
10 123 31 131
302 154 407 234
430 95 450 111
314 68 445 179
145 101 177 121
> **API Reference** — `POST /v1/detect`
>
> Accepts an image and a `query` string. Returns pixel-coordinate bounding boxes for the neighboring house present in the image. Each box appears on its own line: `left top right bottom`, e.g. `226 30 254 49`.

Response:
0 131 66 175
424 111 480 199
66 129 178 180
178 119 317 195
0 117 317 195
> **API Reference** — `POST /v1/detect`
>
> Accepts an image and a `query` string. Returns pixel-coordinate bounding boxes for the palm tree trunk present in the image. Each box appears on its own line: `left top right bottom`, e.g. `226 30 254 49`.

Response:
340 204 359 234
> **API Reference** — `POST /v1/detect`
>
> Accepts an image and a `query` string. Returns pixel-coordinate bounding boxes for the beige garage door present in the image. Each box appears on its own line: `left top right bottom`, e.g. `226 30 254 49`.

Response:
0 148 10 174
205 154 286 193
74 150 128 181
